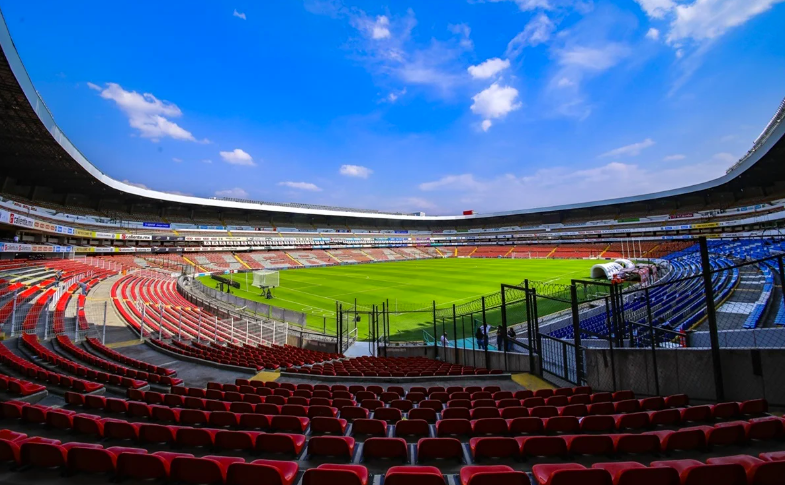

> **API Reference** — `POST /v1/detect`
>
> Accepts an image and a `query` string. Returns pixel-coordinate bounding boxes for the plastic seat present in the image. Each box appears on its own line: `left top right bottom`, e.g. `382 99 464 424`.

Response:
303 464 369 485
639 397 666 411
374 407 403 422
759 451 785 462
270 415 309 433
472 418 509 436
592 461 679 485
210 411 240 428
532 463 612 485
740 399 768 416
746 417 784 441
651 459 747 485
395 418 431 438
309 405 338 418
409 408 437 423
176 427 218 448
501 407 529 419
507 416 545 434
460 465 529 485
308 436 355 459
116 451 194 480
103 419 141 441
362 437 408 460
470 437 519 460
226 459 300 485
564 435 614 456
706 422 747 446
471 407 502 420
647 429 706 452
707 454 785 485
544 416 579 434
256 433 306 456
416 437 463 462
530 406 558 418
517 436 568 457
139 423 177 444
67 446 122 474
170 455 245 484
214 430 259 451
712 402 741 420
581 415 615 432
649 409 681 427
436 418 472 437
443 408 472 420
341 406 369 421
613 434 661 454
616 412 650 430
353 418 387 436
387 465 445 485
680 405 713 423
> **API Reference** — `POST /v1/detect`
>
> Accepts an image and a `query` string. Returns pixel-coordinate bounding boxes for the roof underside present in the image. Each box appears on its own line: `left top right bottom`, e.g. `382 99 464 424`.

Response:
1 21 784 230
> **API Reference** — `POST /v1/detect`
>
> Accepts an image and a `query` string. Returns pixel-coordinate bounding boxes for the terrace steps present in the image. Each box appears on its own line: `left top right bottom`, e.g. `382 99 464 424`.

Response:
233 254 252 270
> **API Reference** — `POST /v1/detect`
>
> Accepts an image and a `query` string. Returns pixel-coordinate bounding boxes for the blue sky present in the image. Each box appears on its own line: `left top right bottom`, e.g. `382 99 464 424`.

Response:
1 0 784 215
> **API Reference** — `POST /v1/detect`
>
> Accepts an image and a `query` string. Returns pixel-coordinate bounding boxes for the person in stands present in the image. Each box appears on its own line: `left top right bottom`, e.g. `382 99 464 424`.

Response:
507 327 516 351
440 333 449 348
496 329 504 350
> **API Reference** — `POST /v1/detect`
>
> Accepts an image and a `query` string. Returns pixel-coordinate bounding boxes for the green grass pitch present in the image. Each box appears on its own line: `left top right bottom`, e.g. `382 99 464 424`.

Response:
198 258 597 341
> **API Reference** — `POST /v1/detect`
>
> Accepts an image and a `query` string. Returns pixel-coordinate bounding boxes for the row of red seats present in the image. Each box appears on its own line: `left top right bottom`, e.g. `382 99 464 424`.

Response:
0 339 101 393
292 356 496 377
55 335 179 387
85 336 177 376
21 288 56 332
0 371 46 397
0 278 55 328
19 333 142 390
154 339 262 370
0 429 301 485
2 419 785 485
529 456 785 485
190 340 338 369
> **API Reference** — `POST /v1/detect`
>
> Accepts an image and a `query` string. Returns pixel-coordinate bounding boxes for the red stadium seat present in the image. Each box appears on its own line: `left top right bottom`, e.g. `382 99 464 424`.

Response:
362 437 408 460
592 461 679 485
532 463 612 485
387 465 445 485
303 464 369 485
460 465 529 485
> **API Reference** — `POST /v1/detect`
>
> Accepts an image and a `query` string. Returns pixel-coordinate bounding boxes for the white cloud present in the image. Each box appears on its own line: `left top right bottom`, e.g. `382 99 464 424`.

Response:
663 154 686 161
557 44 631 71
385 88 407 103
278 181 322 191
86 82 101 91
468 58 511 79
634 0 675 19
470 83 521 130
506 14 555 58
713 152 737 164
233 9 246 20
598 138 655 158
122 180 149 190
172 157 183 163
215 188 249 198
339 164 373 178
416 157 729 213
481 120 493 132
485 0 553 11
202 159 213 164
90 82 204 142
390 197 439 212
448 23 474 50
419 174 487 191
219 148 255 166
556 77 576 88
667 0 785 43
351 14 392 40
646 27 660 40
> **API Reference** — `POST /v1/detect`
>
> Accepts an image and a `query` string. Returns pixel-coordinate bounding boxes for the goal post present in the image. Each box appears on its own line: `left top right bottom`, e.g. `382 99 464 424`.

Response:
252 270 280 289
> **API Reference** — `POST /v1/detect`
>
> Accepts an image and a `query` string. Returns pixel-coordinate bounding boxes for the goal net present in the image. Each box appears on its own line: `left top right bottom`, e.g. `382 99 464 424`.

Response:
252 270 280 288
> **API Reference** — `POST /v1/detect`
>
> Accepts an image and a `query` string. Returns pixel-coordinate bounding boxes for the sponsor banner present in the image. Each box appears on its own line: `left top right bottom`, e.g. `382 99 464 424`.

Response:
669 213 694 219
94 232 114 239
143 222 171 228
693 222 719 229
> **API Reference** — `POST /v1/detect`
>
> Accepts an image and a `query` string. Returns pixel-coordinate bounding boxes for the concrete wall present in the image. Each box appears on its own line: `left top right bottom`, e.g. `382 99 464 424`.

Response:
584 347 785 405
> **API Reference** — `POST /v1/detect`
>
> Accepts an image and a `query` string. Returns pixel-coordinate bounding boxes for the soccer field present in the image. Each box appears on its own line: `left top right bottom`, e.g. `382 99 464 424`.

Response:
197 258 597 341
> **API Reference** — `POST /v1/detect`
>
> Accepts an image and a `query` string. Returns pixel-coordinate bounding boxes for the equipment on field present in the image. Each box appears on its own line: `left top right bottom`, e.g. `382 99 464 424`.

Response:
249 270 279 299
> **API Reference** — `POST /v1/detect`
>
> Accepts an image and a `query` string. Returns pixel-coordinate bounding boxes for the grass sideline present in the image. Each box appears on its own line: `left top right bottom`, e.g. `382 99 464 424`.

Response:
198 258 597 341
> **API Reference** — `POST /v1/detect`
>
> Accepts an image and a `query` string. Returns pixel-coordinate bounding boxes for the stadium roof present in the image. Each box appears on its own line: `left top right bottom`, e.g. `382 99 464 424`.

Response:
1 12 784 230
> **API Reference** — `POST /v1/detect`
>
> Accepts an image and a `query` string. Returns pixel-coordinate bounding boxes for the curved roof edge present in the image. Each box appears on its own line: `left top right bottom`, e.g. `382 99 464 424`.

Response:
1 10 784 223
